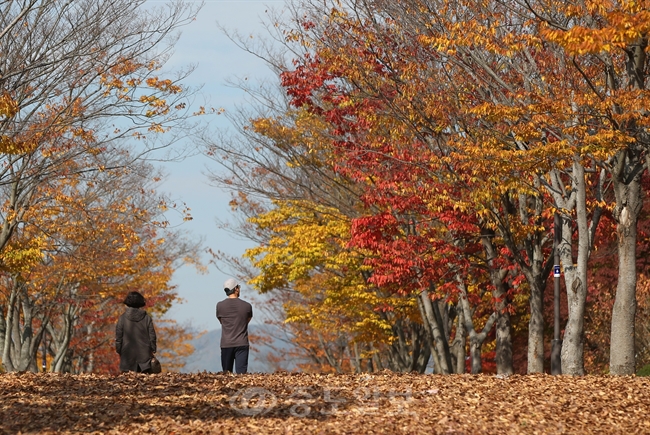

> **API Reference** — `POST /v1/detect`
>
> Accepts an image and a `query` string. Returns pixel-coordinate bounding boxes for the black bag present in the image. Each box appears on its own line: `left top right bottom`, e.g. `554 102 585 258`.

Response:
150 356 162 374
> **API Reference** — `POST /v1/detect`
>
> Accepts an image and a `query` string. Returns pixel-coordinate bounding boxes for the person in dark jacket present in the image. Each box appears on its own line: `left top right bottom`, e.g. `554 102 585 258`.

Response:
217 278 253 374
115 291 157 373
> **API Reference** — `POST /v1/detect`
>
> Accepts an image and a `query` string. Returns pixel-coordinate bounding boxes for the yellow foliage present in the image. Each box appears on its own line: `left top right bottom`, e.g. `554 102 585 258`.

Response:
541 9 650 55
0 236 46 274
245 199 395 346
0 93 18 118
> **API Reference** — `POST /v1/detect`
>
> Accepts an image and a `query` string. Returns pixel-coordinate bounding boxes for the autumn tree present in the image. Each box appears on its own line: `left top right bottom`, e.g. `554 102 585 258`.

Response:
0 0 203 373
276 0 635 377
0 149 201 373
200 47 444 372
205 1 522 374
0 0 198 264
208 0 649 377
512 0 650 376
203 104 417 371
272 0 540 374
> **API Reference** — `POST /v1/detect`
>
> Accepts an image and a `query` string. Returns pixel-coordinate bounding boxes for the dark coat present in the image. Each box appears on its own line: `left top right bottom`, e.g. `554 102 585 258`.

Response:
115 307 157 372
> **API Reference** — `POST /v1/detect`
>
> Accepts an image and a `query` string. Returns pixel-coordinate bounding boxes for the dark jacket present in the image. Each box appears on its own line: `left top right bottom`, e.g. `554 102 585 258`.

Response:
115 307 157 372
216 298 253 347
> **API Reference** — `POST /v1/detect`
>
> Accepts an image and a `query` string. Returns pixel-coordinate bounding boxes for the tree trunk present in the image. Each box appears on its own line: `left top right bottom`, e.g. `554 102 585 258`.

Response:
560 161 590 375
544 162 602 375
608 35 647 375
480 230 514 375
1 287 18 371
527 280 545 373
560 262 586 375
352 342 362 373
610 174 641 375
458 281 498 374
418 288 451 374
433 299 454 371
17 289 36 371
494 300 513 375
48 302 81 373
1 283 45 372
450 312 466 374
0 305 5 362
415 297 444 373
414 332 431 373
494 186 549 374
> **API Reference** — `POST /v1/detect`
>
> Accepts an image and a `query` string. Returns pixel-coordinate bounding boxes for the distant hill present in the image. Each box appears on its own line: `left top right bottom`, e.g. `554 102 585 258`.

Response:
181 325 299 373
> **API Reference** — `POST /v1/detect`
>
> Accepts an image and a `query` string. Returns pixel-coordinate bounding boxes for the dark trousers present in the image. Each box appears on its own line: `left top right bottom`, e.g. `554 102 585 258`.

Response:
221 345 249 374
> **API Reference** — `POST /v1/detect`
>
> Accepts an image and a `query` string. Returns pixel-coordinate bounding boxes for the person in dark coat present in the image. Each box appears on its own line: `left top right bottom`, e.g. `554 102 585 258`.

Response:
216 278 253 374
115 291 157 373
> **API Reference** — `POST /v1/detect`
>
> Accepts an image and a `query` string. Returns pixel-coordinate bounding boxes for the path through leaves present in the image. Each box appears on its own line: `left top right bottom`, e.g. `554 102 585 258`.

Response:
1 372 649 434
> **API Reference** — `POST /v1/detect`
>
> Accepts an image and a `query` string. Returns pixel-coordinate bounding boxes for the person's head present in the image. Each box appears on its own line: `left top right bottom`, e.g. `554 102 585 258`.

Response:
224 278 240 297
123 291 146 308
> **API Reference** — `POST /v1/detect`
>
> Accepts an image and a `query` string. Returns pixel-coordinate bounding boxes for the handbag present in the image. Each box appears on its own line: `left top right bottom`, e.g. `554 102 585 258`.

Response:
150 356 162 374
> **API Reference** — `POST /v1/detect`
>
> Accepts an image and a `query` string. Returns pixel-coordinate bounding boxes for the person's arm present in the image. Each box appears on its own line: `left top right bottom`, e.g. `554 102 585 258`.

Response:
148 314 157 354
216 303 222 324
115 316 123 354
248 304 253 323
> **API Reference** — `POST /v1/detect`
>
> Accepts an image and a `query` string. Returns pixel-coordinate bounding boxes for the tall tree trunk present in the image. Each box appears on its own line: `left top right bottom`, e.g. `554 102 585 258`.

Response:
495 185 550 374
49 303 79 373
415 297 444 373
1 274 60 373
494 296 513 375
560 161 591 375
434 301 454 370
480 230 514 375
527 280 545 373
545 163 602 375
0 304 5 362
2 287 18 371
352 342 362 373
523 184 548 374
17 287 36 371
418 288 451 374
450 312 466 374
610 174 641 375
1 282 44 372
458 282 498 374
560 261 587 375
608 35 647 375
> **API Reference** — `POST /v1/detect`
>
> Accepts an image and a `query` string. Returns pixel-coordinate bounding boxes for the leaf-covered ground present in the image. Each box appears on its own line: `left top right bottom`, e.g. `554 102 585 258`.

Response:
1 372 649 434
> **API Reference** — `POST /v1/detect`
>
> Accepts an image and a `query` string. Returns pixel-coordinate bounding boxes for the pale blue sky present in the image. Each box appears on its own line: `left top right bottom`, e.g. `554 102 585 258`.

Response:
158 1 286 331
